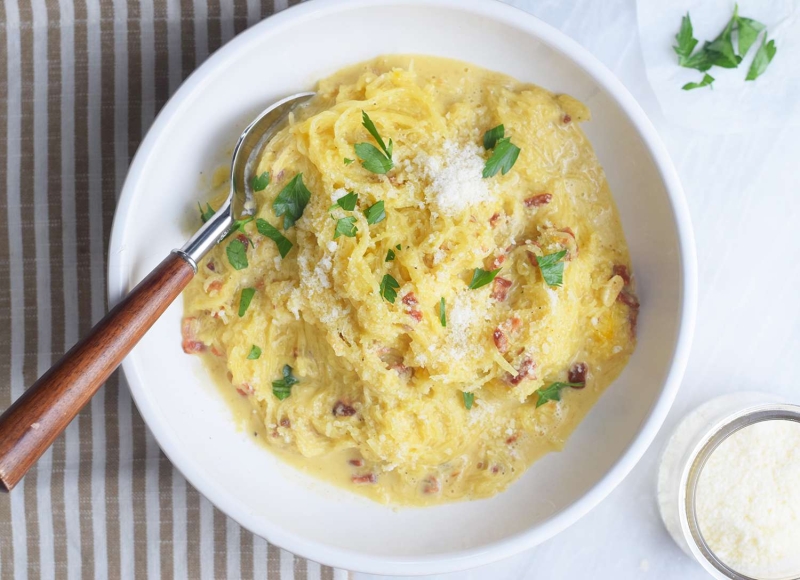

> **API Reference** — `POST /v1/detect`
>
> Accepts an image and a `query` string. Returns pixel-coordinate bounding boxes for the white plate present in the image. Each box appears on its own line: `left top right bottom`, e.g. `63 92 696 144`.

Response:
108 0 697 574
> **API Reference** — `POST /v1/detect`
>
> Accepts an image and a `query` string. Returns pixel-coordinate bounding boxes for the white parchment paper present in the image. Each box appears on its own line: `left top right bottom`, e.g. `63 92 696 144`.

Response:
637 0 800 134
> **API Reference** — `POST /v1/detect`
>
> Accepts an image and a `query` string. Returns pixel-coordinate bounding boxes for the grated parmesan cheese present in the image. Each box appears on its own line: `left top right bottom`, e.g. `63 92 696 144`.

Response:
696 420 800 578
413 140 493 216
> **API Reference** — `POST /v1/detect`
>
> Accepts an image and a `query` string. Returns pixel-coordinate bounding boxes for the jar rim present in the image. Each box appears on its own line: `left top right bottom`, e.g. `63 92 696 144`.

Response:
678 403 800 580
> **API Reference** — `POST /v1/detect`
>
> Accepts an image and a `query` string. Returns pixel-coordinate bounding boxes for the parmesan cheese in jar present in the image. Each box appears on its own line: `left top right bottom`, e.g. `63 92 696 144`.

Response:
696 420 800 579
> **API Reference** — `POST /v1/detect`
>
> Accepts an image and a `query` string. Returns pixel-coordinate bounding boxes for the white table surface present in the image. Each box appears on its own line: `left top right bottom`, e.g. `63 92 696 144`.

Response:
355 0 800 578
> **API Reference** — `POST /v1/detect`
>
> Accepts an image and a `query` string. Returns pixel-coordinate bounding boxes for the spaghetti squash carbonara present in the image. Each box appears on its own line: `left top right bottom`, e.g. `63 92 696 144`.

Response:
181 56 638 505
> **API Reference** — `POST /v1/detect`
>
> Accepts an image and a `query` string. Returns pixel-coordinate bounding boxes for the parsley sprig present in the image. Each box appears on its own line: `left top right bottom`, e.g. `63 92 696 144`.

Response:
256 218 292 258
482 125 520 178
251 171 270 192
379 274 400 303
462 391 474 410
468 267 501 290
226 238 248 270
247 345 262 360
536 250 567 287
364 200 386 225
439 297 446 327
355 111 394 174
238 287 256 317
334 216 358 239
272 365 299 400
273 173 312 229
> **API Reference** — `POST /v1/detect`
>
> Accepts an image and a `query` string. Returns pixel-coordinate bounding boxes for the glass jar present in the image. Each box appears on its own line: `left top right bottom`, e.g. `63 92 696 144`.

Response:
657 392 800 580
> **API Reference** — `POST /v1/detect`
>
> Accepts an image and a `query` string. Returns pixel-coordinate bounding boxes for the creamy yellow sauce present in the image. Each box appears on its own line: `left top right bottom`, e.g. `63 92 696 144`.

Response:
182 55 637 506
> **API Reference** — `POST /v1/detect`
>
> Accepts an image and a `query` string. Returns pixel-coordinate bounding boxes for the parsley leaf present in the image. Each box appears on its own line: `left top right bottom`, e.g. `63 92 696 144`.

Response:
198 202 215 223
737 16 766 57
483 124 505 150
247 345 262 360
273 173 312 229
468 267 501 290
344 158 354 165
331 191 358 211
238 287 256 317
396 244 402 250
334 216 358 239
704 9 741 69
251 171 270 192
535 382 584 408
364 200 386 225
673 13 699 65
462 391 474 410
255 218 293 258
385 249 395 262
536 250 567 287
355 143 393 174
361 111 393 158
226 238 248 270
482 137 520 178
439 297 446 327
379 274 400 303
682 73 715 91
272 365 299 400
746 36 777 81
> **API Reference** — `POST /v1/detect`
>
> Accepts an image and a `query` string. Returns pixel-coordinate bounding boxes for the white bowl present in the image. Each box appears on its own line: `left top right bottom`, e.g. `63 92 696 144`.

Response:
108 0 697 574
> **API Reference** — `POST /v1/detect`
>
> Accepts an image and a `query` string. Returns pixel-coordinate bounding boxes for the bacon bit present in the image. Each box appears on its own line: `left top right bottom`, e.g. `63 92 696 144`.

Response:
348 459 364 467
563 114 572 124
352 473 377 485
506 433 520 445
526 251 539 268
291 347 299 359
274 169 285 182
477 462 484 470
235 234 249 248
450 470 461 478
500 316 522 334
235 387 251 397
407 309 423 322
568 362 588 387
618 291 640 337
402 292 418 307
422 476 440 494
206 279 223 294
279 418 291 428
524 193 552 208
491 464 502 474
508 357 535 386
333 401 357 417
489 212 502 227
390 362 414 381
493 328 509 354
181 318 206 354
489 254 505 270
210 345 224 357
205 260 216 272
491 276 512 302
613 264 631 286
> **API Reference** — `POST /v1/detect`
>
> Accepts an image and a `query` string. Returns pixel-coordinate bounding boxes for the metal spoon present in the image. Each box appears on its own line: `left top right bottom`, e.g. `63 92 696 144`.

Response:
0 91 315 492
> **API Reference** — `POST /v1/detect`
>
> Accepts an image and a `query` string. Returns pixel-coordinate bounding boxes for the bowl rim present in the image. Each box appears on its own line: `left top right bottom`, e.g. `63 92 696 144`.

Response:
107 0 698 574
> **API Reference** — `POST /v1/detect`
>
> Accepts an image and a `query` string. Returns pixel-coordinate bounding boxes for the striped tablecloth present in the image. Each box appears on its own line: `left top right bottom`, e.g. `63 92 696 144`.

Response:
0 1 347 578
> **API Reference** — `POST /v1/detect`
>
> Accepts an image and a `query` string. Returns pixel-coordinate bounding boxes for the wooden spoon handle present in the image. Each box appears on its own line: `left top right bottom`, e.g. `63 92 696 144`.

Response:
0 252 195 492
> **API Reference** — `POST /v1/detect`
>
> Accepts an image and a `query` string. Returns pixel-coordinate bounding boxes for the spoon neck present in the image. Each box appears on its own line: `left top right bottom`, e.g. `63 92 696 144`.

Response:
178 197 234 269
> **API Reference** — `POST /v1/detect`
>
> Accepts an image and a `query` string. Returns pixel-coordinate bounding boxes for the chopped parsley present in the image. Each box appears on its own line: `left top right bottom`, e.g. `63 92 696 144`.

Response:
238 287 255 317
379 274 400 303
355 111 393 174
226 238 248 270
462 391 474 410
536 250 567 287
247 345 262 360
256 218 292 258
343 158 354 165
198 202 215 223
331 191 358 211
674 7 776 87
364 200 386 225
535 382 584 408
747 36 777 81
273 173 312 229
439 297 446 327
272 365 299 400
250 171 270 192
334 216 358 239
385 249 395 262
682 73 715 91
483 124 505 150
482 137 520 178
468 267 501 290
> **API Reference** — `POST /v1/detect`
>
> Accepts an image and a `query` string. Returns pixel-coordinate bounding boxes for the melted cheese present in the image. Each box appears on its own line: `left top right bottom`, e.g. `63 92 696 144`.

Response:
182 55 636 506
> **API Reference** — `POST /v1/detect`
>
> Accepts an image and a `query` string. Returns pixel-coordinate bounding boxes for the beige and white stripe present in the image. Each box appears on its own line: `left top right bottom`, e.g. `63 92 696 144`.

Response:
0 1 347 578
